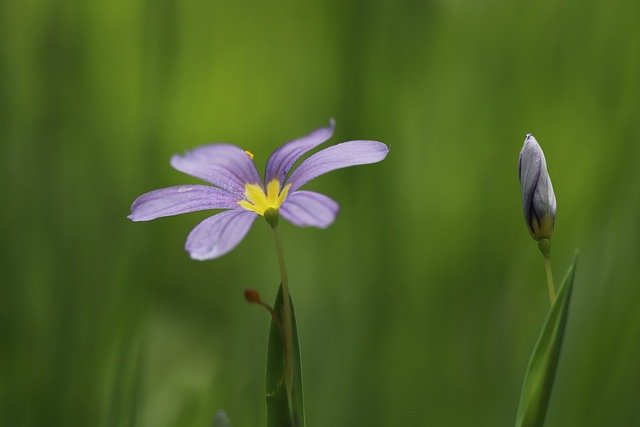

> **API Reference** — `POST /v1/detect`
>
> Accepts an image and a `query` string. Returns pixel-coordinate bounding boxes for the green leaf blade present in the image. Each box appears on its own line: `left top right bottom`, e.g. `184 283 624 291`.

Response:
515 253 579 427
266 285 305 427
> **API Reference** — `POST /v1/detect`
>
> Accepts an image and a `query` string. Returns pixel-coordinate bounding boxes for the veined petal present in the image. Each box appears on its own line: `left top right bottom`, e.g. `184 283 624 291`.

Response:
286 140 389 192
128 185 240 221
171 144 262 194
519 143 541 231
280 190 339 228
185 210 258 260
265 119 335 185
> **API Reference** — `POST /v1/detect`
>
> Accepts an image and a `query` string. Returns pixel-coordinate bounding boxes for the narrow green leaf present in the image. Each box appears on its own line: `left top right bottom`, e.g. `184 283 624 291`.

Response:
266 285 305 427
515 253 578 427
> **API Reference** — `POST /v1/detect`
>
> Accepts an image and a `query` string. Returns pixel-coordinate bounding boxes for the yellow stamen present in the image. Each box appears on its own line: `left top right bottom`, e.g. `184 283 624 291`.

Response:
244 150 254 159
238 179 291 215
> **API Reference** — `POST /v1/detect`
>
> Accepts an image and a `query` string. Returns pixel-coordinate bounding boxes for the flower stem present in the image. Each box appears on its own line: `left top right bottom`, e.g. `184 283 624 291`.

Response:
537 238 555 305
270 224 295 421
544 255 556 305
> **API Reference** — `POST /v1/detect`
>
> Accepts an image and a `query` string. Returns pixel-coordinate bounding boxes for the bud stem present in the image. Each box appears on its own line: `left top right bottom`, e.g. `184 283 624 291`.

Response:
544 255 556 305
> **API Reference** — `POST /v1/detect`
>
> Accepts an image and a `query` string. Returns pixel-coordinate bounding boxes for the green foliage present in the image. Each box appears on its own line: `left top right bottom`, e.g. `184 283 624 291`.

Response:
516 254 578 427
266 285 305 427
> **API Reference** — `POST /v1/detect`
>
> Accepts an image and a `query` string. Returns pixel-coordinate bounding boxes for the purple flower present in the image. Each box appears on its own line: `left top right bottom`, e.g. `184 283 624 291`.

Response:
129 120 389 260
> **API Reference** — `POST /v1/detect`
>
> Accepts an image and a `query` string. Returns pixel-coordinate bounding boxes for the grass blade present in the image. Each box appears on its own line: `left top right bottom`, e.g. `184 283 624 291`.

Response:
515 253 578 427
266 285 305 427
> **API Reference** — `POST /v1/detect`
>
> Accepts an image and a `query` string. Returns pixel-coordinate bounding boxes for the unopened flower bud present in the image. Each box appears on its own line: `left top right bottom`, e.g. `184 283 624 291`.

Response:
518 134 556 241
243 288 283 339
244 288 262 304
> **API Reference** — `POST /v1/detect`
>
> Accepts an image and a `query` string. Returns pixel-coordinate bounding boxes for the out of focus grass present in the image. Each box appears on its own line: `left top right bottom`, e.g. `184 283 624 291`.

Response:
1 0 639 426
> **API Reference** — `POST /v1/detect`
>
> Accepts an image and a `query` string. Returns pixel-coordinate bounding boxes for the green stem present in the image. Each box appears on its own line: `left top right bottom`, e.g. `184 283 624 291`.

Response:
538 238 555 305
544 255 556 305
270 224 295 421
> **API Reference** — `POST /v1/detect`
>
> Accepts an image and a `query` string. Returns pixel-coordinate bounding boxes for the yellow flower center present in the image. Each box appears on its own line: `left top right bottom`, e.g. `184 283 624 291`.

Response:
237 179 291 215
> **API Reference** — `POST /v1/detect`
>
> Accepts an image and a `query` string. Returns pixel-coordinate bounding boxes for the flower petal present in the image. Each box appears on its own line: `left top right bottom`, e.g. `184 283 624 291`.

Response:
519 139 541 231
171 144 262 194
264 119 335 185
185 210 258 260
286 140 389 192
128 185 240 222
280 190 339 228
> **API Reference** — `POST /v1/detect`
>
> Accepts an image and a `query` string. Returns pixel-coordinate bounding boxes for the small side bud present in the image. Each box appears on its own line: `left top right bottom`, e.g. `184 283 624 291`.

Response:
243 288 284 343
264 207 280 228
244 288 262 304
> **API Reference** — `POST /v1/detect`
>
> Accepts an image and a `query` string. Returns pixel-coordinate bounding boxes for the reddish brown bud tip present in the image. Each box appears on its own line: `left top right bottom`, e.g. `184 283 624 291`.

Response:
244 289 261 304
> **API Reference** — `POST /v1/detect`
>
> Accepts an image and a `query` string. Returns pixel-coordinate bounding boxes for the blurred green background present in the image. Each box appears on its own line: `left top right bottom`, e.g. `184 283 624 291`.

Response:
2 0 639 425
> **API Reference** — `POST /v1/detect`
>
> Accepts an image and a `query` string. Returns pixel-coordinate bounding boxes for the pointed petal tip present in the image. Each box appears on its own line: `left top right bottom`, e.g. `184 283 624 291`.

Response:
128 205 147 222
352 140 390 160
524 134 540 148
264 120 337 184
188 251 213 261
